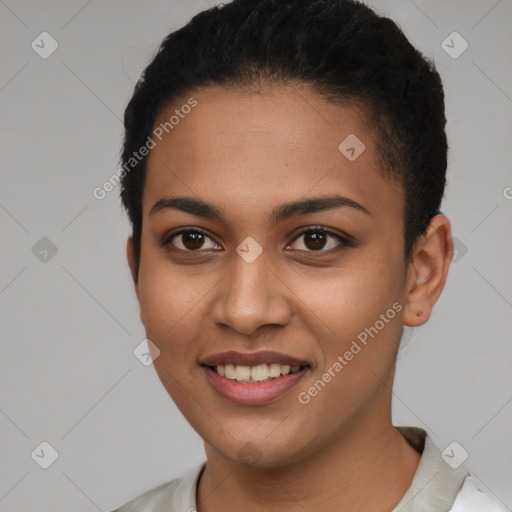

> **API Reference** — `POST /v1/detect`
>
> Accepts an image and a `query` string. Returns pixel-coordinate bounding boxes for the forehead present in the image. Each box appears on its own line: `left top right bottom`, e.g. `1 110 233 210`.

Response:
143 84 403 226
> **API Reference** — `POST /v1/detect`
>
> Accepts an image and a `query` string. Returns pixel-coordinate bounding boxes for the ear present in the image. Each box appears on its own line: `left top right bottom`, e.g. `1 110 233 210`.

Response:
403 214 453 327
126 236 139 298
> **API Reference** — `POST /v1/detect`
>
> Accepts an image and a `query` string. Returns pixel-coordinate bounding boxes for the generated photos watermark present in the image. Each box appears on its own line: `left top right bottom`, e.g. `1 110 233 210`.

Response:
298 301 403 405
92 97 198 200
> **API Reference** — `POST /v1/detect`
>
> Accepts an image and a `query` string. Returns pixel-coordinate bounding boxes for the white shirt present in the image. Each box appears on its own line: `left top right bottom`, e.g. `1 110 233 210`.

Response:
112 426 510 511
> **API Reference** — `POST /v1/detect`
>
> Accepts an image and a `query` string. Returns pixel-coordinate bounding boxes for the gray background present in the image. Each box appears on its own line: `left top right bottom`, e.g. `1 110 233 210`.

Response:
0 0 511 510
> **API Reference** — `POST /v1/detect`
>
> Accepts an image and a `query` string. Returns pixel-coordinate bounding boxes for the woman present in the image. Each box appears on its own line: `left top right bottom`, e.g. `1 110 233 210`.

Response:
113 0 508 510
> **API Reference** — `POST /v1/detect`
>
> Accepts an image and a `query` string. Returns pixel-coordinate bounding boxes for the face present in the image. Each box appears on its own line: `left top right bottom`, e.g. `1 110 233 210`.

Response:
129 84 413 467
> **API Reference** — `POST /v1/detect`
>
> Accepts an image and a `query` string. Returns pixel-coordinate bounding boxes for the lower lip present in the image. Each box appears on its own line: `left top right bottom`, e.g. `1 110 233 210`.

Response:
202 366 309 405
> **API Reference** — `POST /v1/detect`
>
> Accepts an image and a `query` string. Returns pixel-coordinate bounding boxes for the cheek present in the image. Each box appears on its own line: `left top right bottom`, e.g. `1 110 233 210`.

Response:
303 262 401 333
137 265 207 406
299 255 405 384
137 256 208 336
136 258 222 390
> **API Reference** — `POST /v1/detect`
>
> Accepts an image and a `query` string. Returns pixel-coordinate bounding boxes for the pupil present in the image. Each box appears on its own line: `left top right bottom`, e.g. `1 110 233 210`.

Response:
184 232 204 250
305 232 326 250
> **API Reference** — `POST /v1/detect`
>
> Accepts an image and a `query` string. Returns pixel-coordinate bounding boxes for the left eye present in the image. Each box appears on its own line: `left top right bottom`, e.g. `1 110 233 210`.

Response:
287 229 348 252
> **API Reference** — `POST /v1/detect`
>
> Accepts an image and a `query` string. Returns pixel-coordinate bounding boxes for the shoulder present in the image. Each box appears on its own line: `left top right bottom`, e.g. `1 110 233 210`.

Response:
450 475 511 512
111 462 205 512
111 478 181 512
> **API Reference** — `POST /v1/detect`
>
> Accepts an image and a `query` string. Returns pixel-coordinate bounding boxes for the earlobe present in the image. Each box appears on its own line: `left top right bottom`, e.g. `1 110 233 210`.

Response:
403 214 453 327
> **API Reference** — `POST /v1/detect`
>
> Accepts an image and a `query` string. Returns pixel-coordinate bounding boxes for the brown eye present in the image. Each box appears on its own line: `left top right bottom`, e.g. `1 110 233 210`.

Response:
303 231 328 250
167 229 219 251
288 228 351 252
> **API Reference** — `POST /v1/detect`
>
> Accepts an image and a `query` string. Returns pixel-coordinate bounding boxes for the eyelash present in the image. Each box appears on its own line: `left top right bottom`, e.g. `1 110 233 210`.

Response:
163 226 353 255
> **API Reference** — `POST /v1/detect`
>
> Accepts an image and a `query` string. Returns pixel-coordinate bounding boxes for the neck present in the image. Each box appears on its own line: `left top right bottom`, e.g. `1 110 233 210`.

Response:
196 408 421 512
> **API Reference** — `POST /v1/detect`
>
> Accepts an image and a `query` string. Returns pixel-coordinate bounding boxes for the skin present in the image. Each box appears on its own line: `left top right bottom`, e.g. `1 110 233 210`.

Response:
126 83 453 512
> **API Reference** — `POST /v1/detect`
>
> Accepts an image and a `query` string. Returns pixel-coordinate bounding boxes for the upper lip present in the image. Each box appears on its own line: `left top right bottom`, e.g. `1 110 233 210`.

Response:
200 350 310 367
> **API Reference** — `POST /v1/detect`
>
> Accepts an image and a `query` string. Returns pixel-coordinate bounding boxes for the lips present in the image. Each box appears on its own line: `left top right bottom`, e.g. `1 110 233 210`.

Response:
200 351 311 405
201 350 309 367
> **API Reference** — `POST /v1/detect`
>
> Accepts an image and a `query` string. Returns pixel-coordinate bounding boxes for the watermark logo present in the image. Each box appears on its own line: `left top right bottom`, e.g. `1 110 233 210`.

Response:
32 237 58 263
236 236 263 263
237 442 262 465
441 441 469 469
298 302 403 405
134 338 161 366
93 97 198 200
338 134 366 161
31 32 58 59
452 237 468 263
31 441 59 469
441 31 468 59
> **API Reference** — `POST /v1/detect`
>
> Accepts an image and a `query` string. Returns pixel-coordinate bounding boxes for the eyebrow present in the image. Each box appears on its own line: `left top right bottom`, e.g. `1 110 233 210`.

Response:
149 194 371 224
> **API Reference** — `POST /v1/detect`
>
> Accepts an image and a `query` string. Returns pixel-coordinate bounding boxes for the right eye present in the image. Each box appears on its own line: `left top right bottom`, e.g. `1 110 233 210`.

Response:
165 228 221 252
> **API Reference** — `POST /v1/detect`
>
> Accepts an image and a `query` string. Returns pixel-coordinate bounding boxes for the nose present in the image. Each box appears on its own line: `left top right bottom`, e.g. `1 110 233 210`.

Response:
211 250 291 336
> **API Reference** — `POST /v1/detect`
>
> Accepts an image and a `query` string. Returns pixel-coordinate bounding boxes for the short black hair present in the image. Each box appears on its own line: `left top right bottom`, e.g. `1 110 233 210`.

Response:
120 0 447 279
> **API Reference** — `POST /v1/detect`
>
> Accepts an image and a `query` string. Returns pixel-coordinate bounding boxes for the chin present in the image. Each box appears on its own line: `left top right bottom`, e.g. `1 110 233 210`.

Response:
203 429 314 469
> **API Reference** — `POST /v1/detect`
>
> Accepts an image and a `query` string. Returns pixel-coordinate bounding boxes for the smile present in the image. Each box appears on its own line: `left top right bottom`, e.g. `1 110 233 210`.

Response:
200 351 311 405
212 363 302 382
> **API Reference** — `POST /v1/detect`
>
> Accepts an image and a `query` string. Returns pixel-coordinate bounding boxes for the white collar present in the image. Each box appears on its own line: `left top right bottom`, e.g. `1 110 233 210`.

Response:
115 426 472 511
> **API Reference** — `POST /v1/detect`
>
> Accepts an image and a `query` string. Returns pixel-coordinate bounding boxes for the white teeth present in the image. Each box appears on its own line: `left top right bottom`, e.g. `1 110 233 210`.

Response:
214 363 302 382
251 364 270 381
268 363 281 378
224 364 236 380
235 365 251 381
